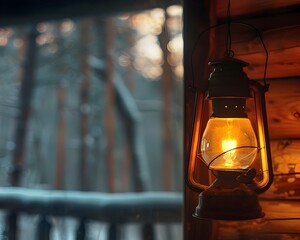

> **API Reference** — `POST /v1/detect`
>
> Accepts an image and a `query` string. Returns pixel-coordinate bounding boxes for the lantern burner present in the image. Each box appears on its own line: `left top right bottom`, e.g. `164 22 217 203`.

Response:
193 170 264 220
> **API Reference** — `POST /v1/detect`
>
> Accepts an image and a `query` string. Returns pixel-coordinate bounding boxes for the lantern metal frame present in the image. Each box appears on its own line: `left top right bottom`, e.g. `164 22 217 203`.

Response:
185 22 273 220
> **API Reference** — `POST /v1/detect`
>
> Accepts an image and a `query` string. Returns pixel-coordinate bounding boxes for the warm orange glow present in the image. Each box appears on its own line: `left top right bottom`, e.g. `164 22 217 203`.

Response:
222 138 237 167
201 118 258 170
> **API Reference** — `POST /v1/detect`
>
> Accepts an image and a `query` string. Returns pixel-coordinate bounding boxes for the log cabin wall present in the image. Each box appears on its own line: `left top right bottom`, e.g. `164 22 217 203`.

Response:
184 0 300 239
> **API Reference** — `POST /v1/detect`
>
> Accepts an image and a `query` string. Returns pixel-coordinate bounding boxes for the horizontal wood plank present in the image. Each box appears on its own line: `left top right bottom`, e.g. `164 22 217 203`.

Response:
263 139 300 199
234 25 300 54
270 140 300 174
236 47 300 79
215 200 300 239
211 14 300 79
214 24 300 56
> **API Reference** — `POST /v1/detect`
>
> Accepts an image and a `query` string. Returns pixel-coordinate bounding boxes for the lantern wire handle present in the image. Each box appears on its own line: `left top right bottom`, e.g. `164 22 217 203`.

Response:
190 19 269 90
205 146 261 169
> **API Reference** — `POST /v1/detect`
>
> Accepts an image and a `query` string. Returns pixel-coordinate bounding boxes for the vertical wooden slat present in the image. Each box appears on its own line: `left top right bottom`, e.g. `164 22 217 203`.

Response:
104 18 116 193
4 212 17 240
55 85 65 190
10 27 38 186
36 216 52 240
108 224 118 240
79 19 91 191
160 13 173 192
6 26 39 240
76 218 86 240
54 23 66 190
142 224 154 240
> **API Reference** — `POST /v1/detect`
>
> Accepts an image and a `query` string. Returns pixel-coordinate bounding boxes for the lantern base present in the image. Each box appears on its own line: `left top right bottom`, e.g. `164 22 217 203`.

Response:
193 171 264 220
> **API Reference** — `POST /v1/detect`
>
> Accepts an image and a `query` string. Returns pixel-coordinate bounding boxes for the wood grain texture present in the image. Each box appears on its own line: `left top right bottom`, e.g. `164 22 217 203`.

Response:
263 139 300 199
215 200 300 239
246 78 300 139
213 4 300 80
239 47 300 79
235 25 300 80
265 78 300 139
270 140 300 174
232 25 300 54
213 25 300 79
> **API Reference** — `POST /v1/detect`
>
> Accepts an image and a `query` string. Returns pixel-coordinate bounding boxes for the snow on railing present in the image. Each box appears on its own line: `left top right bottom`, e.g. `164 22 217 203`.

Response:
0 188 182 239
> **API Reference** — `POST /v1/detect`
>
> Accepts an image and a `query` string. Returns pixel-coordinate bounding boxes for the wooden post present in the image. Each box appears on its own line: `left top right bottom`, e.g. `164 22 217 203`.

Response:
55 85 65 190
76 218 86 240
36 216 52 240
160 13 173 192
79 18 91 191
54 23 66 190
5 26 39 240
10 27 38 186
183 1 216 239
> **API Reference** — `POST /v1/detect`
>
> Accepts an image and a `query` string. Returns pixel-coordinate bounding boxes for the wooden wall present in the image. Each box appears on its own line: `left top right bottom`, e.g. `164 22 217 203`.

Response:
184 0 300 239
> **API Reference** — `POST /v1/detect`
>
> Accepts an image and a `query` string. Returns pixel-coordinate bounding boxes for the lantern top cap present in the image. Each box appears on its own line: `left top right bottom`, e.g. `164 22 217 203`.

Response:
208 57 249 67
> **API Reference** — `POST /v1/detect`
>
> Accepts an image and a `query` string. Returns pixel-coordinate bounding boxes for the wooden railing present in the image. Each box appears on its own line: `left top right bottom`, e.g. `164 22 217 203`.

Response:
0 188 182 240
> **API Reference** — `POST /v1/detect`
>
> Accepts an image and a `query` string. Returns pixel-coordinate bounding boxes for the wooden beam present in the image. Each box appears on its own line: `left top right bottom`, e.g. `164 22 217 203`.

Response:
0 0 181 27
216 0 300 20
214 23 300 56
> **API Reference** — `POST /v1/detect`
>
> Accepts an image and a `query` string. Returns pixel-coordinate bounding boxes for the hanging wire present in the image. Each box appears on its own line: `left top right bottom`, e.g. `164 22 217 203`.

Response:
224 0 234 57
